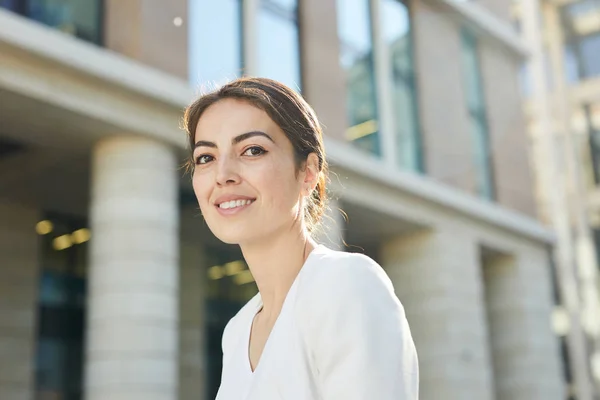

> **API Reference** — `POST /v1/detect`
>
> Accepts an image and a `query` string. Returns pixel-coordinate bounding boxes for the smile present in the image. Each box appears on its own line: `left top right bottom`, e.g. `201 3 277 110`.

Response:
217 199 255 210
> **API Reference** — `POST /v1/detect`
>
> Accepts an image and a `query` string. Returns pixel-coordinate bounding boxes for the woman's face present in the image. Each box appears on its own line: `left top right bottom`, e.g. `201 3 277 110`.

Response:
192 98 315 245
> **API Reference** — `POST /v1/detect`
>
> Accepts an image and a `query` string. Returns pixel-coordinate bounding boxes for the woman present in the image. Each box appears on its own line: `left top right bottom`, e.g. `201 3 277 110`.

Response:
184 77 419 399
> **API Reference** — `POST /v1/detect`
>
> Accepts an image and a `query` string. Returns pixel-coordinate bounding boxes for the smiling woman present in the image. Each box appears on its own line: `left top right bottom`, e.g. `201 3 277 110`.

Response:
182 77 419 400
184 77 327 236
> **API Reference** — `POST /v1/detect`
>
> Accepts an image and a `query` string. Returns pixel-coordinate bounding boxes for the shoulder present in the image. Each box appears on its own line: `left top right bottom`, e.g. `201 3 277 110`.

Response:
296 246 399 315
299 246 396 300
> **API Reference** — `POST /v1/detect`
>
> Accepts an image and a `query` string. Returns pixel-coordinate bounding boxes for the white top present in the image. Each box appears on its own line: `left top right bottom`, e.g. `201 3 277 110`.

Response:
215 245 419 400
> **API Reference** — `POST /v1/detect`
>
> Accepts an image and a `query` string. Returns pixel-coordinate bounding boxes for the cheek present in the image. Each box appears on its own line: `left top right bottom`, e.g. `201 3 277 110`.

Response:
258 159 302 208
192 171 212 207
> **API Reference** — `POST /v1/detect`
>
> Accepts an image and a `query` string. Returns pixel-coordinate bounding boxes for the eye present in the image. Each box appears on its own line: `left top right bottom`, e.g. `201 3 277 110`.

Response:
242 146 267 157
195 154 214 165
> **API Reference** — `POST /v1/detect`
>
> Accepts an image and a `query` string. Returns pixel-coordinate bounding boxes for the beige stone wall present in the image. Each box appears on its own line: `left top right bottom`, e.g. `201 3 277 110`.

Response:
382 229 496 399
412 0 476 194
478 0 512 22
0 201 39 400
381 226 563 400
479 42 537 216
104 0 188 79
298 0 348 142
483 247 564 399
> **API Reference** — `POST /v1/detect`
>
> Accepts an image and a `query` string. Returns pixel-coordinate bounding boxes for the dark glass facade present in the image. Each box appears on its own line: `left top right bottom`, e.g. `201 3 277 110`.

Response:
337 0 381 156
461 28 495 200
257 0 301 91
1 0 103 44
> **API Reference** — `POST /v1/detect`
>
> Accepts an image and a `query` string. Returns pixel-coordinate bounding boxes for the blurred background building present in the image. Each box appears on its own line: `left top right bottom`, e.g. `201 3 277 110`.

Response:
512 0 600 398
0 0 581 399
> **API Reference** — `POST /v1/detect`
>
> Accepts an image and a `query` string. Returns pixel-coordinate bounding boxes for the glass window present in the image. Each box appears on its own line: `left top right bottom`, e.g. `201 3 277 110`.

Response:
257 0 301 91
36 213 88 400
561 0 600 81
189 0 243 88
580 33 600 77
381 0 423 172
337 0 380 156
30 0 102 44
203 245 258 400
2 0 102 44
0 0 19 11
461 28 495 200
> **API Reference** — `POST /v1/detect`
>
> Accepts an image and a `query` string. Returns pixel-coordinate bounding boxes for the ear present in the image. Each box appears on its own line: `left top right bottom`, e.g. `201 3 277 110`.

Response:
302 153 320 196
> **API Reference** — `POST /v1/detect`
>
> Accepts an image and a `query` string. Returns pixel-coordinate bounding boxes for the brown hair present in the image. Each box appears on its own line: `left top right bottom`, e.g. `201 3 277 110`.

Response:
183 77 328 232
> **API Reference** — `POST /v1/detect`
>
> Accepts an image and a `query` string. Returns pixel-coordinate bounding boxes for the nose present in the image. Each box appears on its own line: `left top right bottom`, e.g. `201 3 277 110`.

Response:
215 154 241 186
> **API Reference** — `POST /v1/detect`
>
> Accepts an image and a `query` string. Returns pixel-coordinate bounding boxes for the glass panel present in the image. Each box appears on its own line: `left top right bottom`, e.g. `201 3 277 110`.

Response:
580 33 600 77
561 0 600 80
203 245 257 400
381 0 422 172
462 30 484 111
26 0 102 44
461 28 494 200
257 0 301 91
337 0 380 156
470 115 494 199
0 0 19 11
564 45 581 83
36 339 67 393
189 0 243 87
36 213 88 400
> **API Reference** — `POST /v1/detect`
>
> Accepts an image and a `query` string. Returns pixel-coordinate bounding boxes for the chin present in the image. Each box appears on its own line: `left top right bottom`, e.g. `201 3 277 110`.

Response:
206 222 256 245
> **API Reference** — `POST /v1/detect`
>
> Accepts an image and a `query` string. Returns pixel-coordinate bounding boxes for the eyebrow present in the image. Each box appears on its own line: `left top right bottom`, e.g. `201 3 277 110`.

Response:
194 131 274 149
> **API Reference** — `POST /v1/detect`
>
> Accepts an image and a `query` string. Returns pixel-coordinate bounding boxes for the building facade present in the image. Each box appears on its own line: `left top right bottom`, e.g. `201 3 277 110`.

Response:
0 0 566 399
513 0 600 398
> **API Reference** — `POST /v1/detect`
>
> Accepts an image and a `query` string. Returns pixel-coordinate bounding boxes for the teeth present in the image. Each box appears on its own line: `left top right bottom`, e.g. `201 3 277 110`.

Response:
219 199 253 209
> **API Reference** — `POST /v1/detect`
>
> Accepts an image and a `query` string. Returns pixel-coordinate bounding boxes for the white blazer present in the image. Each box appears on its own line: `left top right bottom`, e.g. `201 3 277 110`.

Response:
216 245 419 400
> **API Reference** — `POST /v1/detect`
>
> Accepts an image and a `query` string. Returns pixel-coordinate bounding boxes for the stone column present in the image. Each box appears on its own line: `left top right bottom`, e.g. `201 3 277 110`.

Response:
381 228 495 400
0 201 39 400
483 248 564 399
179 206 207 400
85 136 180 400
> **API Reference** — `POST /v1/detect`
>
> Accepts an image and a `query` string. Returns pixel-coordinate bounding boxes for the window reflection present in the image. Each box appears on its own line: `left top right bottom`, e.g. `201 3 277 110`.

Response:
36 213 88 400
337 0 380 156
561 0 600 80
257 0 301 91
381 0 422 171
204 246 258 400
1 0 102 44
461 28 495 199
189 0 243 88
0 0 18 11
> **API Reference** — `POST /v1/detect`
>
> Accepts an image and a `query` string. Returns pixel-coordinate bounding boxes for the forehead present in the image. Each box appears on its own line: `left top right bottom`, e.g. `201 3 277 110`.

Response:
194 98 277 141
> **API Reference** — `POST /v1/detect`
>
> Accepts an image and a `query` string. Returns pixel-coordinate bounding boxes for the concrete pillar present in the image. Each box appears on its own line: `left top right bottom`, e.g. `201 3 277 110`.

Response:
313 198 346 251
179 207 207 400
381 229 494 400
85 137 180 400
0 201 38 400
483 248 564 399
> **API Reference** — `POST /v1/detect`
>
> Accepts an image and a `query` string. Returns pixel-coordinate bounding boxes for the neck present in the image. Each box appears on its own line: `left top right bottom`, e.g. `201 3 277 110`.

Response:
240 224 317 320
